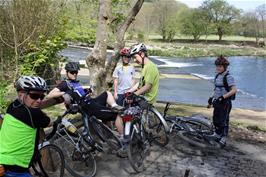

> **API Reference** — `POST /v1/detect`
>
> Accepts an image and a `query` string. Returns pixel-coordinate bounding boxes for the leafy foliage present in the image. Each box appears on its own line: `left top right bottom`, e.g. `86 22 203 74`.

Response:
200 0 240 40
179 9 210 41
0 82 12 113
21 36 66 84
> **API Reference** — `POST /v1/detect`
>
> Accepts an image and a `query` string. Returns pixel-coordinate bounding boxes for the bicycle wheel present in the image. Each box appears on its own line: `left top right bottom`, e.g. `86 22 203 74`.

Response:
52 133 97 177
127 125 146 173
177 121 221 149
145 108 169 146
37 144 65 177
91 118 122 151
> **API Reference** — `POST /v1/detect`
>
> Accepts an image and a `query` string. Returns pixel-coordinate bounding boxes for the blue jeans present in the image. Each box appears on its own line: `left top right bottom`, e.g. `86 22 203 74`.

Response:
4 171 32 177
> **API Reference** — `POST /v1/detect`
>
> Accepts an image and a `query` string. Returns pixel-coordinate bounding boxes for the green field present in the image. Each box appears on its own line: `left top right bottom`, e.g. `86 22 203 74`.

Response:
147 34 256 42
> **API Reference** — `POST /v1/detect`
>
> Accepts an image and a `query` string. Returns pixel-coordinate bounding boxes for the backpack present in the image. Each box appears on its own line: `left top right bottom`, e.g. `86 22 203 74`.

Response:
215 72 236 100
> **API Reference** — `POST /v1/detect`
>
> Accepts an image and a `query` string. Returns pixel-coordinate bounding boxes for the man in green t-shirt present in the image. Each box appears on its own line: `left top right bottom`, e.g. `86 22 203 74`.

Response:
127 43 159 104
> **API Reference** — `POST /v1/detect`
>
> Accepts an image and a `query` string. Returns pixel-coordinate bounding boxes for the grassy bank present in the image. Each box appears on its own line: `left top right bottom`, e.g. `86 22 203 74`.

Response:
154 102 266 133
42 101 266 133
145 41 266 58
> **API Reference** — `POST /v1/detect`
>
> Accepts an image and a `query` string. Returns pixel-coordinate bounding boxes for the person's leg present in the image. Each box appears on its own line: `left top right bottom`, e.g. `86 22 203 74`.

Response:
223 100 232 137
94 91 123 110
116 94 125 106
213 102 223 136
106 91 117 107
115 115 123 135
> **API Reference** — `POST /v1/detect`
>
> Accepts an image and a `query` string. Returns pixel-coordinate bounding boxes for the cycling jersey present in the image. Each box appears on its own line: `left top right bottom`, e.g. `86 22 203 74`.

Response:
139 60 160 104
0 100 50 172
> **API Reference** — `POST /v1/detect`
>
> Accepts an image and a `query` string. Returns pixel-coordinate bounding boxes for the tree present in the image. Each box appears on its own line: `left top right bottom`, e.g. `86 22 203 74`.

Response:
0 0 66 82
152 0 186 40
256 4 265 39
200 0 240 41
179 9 209 41
86 0 144 93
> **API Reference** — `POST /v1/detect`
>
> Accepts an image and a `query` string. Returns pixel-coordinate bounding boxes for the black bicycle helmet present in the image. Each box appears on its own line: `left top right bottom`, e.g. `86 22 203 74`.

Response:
15 76 48 92
65 62 80 72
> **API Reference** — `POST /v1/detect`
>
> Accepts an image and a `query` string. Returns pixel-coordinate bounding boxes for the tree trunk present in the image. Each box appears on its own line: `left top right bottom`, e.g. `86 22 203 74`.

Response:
217 27 224 41
86 0 110 94
86 0 144 94
105 0 144 87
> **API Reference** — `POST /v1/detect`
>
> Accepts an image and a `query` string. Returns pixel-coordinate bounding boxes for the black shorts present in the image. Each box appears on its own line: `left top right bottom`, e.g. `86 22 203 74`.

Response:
81 92 117 122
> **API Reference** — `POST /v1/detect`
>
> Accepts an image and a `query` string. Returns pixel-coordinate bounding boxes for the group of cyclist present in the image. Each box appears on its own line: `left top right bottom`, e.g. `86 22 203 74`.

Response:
0 42 237 177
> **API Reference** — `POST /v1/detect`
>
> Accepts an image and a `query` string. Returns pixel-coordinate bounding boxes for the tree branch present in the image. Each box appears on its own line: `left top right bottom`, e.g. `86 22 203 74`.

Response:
18 26 36 47
0 33 14 49
115 0 144 42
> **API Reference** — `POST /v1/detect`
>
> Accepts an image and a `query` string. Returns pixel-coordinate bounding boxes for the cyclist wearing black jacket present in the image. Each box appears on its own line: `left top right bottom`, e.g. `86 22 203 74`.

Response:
46 62 124 135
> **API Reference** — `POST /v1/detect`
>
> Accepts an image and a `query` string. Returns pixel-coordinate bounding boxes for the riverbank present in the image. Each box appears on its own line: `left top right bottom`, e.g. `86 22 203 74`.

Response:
66 39 266 58
145 41 266 58
154 102 266 133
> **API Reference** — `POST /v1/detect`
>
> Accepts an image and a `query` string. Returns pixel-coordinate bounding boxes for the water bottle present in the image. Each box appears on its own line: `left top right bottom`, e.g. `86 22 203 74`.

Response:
61 118 77 134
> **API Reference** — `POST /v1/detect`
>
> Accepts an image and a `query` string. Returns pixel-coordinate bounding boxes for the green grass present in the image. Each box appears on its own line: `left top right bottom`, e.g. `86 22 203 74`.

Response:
147 34 256 42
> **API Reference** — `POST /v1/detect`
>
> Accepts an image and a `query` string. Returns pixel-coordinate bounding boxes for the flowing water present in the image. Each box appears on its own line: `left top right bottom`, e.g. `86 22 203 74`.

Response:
60 47 266 110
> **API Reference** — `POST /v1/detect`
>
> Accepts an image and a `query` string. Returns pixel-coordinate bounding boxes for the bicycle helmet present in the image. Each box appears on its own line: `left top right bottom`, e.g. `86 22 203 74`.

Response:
119 48 130 57
215 55 230 66
65 62 80 72
129 43 147 56
15 76 48 92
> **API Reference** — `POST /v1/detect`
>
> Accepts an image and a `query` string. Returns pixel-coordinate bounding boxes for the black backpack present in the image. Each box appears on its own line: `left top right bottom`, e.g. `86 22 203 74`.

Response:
215 72 236 100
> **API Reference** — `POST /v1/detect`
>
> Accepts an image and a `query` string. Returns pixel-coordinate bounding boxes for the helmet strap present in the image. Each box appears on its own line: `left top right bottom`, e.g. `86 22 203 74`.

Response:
139 52 145 68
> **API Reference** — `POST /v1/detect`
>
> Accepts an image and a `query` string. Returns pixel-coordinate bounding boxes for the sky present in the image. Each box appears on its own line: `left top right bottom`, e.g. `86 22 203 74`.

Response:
176 0 265 12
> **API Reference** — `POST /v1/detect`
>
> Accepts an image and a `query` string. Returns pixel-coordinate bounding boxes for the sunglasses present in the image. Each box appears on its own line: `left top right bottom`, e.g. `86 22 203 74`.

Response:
69 71 78 75
28 93 45 100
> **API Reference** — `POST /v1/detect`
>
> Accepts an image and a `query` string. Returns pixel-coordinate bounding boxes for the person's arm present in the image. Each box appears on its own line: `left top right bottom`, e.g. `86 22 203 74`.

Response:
135 83 152 96
46 87 65 99
222 74 237 99
127 82 139 93
113 78 118 99
223 86 237 99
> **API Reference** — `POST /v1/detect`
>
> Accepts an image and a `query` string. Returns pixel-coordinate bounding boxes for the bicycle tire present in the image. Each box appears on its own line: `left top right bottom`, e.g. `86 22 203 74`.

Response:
127 125 146 173
91 118 122 151
37 144 65 177
177 121 221 149
52 133 97 177
145 108 169 146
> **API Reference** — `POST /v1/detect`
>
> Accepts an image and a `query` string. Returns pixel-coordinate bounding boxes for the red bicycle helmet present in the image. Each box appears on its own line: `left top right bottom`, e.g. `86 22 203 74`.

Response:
215 55 230 66
119 48 130 57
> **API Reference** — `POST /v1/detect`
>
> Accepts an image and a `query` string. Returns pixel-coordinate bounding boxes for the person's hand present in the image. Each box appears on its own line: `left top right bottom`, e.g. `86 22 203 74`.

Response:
125 92 134 104
208 97 213 105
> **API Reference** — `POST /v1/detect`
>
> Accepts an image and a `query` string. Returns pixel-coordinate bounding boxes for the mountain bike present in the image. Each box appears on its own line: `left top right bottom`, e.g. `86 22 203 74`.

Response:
50 108 97 177
121 94 169 172
162 102 222 149
51 94 122 177
31 118 65 177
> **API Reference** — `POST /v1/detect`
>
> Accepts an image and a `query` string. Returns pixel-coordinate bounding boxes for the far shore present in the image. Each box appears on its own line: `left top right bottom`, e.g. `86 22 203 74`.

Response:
65 41 266 58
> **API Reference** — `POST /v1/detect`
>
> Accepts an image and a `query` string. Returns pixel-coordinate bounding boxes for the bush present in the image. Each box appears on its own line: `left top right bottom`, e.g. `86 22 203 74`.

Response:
0 82 12 113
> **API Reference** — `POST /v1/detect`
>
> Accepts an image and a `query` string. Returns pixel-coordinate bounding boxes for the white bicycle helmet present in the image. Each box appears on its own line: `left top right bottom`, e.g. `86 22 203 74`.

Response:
15 76 48 92
129 43 147 56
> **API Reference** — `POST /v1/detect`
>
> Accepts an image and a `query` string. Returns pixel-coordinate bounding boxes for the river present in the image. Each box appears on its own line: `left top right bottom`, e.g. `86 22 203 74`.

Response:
59 47 266 111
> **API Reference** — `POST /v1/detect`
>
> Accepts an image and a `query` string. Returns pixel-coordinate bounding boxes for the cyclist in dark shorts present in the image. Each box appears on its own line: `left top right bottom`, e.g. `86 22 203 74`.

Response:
46 62 124 135
0 76 56 177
